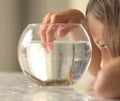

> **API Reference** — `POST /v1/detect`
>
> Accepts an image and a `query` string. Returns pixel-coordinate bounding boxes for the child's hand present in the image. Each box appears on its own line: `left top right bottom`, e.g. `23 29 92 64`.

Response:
38 9 84 53
94 57 120 98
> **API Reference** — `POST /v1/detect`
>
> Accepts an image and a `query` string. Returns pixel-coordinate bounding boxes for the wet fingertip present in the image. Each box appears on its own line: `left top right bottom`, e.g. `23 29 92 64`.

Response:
47 46 53 53
58 30 65 37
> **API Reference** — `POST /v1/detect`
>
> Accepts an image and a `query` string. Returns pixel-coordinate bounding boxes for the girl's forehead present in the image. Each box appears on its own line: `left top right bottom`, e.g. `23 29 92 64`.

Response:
87 14 104 34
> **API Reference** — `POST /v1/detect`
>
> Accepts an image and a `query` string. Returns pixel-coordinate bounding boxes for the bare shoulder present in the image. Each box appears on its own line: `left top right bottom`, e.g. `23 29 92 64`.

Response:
94 57 120 98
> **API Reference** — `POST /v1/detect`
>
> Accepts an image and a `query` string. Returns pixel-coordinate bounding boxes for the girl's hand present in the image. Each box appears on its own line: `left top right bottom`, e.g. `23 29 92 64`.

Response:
38 9 85 53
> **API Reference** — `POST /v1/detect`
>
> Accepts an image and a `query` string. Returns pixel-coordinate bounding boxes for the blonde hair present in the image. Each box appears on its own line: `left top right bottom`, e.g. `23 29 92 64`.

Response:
86 0 120 57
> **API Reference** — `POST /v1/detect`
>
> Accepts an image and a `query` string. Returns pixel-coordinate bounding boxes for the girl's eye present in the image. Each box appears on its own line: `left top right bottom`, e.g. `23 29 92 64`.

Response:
100 44 109 49
96 40 109 49
100 44 110 53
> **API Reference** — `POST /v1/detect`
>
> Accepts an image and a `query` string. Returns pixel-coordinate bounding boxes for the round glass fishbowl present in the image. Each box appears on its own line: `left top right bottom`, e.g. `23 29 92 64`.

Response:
18 23 92 86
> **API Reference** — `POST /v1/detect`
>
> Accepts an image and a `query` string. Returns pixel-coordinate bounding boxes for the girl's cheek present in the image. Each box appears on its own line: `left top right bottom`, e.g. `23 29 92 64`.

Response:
99 48 112 69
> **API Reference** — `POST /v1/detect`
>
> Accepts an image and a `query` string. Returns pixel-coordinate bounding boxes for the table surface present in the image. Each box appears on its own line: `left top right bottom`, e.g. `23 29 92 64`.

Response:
0 72 119 101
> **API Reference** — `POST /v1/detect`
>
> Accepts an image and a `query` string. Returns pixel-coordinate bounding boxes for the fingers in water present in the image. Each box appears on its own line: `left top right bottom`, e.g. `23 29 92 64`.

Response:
46 43 54 53
38 23 78 53
40 42 54 53
38 25 48 52
46 25 57 42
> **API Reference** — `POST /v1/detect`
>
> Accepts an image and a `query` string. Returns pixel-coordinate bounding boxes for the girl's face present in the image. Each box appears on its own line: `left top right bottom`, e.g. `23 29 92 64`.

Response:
87 14 112 69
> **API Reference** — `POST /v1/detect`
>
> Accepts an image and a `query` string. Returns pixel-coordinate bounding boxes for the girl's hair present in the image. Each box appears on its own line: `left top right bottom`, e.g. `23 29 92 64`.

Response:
86 0 120 57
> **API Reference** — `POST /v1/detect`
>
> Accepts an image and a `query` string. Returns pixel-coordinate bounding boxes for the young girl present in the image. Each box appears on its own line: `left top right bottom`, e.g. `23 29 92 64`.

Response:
39 0 120 98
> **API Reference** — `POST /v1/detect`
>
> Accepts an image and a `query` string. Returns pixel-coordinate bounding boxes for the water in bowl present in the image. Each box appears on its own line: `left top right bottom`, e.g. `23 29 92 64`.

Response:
21 41 92 86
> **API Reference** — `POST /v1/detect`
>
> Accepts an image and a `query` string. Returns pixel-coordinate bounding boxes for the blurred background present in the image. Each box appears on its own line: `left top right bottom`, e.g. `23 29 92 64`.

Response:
0 0 89 71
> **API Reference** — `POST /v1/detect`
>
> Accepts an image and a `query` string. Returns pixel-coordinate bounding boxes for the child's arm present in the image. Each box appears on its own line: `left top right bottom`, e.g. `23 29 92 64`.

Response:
94 57 120 98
